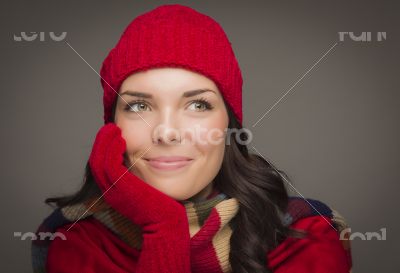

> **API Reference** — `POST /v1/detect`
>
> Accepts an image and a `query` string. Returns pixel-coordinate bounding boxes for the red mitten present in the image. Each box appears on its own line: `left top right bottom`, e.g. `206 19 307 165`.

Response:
88 123 191 273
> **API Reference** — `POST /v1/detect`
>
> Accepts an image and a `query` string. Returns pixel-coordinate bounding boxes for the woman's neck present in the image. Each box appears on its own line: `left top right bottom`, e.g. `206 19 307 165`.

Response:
185 182 218 203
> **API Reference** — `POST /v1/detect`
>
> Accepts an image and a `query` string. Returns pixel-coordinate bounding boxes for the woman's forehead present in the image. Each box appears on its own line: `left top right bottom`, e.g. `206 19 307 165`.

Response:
119 67 221 97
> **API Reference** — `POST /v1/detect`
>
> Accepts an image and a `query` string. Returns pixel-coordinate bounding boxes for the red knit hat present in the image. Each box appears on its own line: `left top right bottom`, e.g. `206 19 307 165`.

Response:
100 4 243 125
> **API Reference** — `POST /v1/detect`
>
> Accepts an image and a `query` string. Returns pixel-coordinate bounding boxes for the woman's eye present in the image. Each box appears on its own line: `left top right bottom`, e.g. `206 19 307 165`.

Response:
188 99 213 112
124 99 213 113
125 101 150 112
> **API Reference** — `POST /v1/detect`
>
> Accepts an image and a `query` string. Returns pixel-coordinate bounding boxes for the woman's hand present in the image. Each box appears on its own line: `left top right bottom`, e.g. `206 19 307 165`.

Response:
88 123 188 232
71 123 192 272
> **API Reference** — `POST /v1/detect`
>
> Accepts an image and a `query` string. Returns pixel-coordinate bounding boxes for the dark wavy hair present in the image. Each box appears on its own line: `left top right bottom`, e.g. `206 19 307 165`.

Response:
45 97 305 272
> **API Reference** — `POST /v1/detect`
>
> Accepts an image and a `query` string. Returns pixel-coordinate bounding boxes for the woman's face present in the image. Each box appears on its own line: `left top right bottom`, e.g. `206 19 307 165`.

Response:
114 67 229 202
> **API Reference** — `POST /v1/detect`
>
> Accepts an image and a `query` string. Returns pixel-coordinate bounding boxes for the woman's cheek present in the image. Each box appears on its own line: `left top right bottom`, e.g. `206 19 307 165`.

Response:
194 118 227 147
119 125 148 157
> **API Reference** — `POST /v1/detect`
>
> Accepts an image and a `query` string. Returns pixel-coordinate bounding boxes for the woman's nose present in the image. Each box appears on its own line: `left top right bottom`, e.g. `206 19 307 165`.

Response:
151 109 182 145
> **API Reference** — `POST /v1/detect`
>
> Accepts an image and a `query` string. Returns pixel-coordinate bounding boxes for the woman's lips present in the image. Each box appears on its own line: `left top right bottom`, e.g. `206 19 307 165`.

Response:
144 157 194 171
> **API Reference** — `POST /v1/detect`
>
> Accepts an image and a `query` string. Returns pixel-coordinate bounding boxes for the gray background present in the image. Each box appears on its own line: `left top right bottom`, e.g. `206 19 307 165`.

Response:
1 0 399 272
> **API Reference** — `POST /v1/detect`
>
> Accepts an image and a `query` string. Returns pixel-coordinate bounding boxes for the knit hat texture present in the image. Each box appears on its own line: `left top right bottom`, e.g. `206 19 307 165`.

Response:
100 4 243 125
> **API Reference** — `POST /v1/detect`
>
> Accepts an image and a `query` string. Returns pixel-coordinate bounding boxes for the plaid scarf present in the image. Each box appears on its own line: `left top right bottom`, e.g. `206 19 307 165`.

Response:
31 191 352 273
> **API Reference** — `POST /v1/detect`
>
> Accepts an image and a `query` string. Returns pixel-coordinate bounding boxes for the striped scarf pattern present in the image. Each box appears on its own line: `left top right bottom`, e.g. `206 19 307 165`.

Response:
31 192 352 273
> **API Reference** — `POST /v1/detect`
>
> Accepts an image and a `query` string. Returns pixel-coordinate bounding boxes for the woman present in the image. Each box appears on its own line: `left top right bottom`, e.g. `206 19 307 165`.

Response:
31 4 352 273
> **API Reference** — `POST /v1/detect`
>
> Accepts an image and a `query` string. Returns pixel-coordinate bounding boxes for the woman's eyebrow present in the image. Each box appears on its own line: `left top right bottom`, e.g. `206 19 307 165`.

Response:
120 90 152 98
120 88 216 98
182 88 216 97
